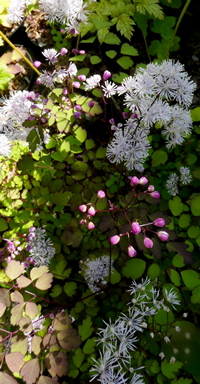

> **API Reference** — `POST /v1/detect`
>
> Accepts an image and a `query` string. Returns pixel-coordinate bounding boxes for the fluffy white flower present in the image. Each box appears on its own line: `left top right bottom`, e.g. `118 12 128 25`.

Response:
81 255 114 293
164 288 181 309
42 48 60 64
28 227 55 266
179 166 192 185
162 105 192 148
6 0 26 24
101 81 118 98
0 134 11 157
84 74 101 90
166 173 179 196
66 62 78 78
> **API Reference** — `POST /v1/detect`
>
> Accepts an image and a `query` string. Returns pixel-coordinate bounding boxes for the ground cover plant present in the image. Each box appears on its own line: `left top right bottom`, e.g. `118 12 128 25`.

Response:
1 0 200 384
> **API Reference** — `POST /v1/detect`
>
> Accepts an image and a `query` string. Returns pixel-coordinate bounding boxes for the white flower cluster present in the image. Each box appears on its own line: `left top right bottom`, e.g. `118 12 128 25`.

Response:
166 166 192 196
39 0 89 29
90 278 181 383
6 0 31 24
80 255 114 293
106 60 196 171
28 227 55 266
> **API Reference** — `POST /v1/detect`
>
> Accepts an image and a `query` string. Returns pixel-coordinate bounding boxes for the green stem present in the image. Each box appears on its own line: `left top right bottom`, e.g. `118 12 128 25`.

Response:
0 31 41 76
165 0 192 59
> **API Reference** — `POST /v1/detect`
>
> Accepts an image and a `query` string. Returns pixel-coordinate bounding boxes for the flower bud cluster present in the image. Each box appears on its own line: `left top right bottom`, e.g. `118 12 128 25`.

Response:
79 191 106 230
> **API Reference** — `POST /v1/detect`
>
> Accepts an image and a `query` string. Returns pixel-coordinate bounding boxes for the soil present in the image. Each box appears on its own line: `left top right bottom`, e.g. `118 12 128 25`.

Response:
24 9 54 48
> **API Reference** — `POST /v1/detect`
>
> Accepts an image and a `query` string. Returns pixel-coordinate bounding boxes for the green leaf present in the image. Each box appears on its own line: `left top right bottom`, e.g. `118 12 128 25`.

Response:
83 338 96 354
50 191 73 206
105 50 117 59
191 107 200 122
96 147 106 158
172 379 192 384
122 259 146 279
74 126 87 143
151 16 176 39
191 285 200 304
169 196 184 216
188 226 200 239
90 55 101 64
110 270 121 284
172 254 184 268
69 54 86 62
178 214 191 228
181 270 200 290
115 13 135 40
170 269 181 286
117 56 134 69
120 43 139 56
72 348 85 368
151 150 168 167
71 161 88 172
90 18 113 30
190 195 200 216
161 360 183 379
147 263 160 279
112 72 128 83
104 32 121 45
50 284 62 297
85 139 95 149
64 282 77 297
135 0 164 19
0 217 8 231
78 317 94 341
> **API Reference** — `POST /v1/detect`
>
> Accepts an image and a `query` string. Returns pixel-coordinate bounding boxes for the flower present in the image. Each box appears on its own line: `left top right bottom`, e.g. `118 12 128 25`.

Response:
164 288 181 309
166 173 179 196
80 255 114 293
131 222 141 235
42 48 60 64
157 231 169 241
66 62 78 78
0 134 11 157
128 246 137 258
27 227 55 266
179 166 192 185
6 0 26 24
110 235 120 245
143 237 153 248
153 218 165 227
97 190 106 199
101 81 118 98
38 71 55 88
84 74 101 91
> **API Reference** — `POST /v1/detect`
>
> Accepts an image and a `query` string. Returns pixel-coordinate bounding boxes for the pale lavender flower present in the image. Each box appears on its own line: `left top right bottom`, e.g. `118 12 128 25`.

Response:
38 71 55 88
6 0 26 24
101 81 118 98
66 62 78 78
179 166 192 185
0 134 11 157
81 255 114 293
84 74 101 90
27 227 55 266
42 48 60 64
166 173 179 196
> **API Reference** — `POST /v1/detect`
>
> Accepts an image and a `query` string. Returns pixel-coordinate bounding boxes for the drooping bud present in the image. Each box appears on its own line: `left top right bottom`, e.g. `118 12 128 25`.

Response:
130 176 140 186
131 221 141 235
139 177 148 185
78 75 86 81
72 81 81 88
153 218 165 227
144 237 153 248
149 191 160 199
110 235 120 245
122 112 128 119
34 61 42 68
87 206 96 216
147 185 155 192
103 70 111 80
72 49 79 55
60 47 68 55
87 222 95 229
79 50 85 55
97 190 106 199
128 245 137 257
157 231 169 241
88 100 94 108
75 105 82 111
74 111 81 118
79 204 87 212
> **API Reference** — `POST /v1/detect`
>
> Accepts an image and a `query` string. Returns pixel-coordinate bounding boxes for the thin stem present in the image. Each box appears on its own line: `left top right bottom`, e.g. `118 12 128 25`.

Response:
164 0 192 59
0 31 41 76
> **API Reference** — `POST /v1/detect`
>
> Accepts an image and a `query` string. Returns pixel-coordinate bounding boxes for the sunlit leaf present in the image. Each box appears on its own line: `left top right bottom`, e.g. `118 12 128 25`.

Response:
43 334 60 352
35 272 53 290
0 302 6 317
5 352 25 373
25 303 39 320
31 335 42 356
52 312 71 331
10 303 24 325
19 315 33 333
37 376 57 384
45 351 69 377
0 287 10 306
20 359 40 384
5 260 25 280
16 275 32 288
11 335 28 354
30 266 49 281
0 372 19 384
78 316 94 341
57 328 81 351
10 291 24 303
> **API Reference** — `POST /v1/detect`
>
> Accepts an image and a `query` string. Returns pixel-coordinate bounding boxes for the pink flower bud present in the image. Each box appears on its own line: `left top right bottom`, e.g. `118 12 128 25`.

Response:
79 50 85 55
75 105 82 111
60 47 68 55
122 112 128 119
144 237 153 248
72 49 79 55
128 245 137 257
80 219 87 225
87 222 95 229
103 70 111 80
149 191 160 199
78 75 86 81
131 221 141 235
110 235 120 245
97 190 106 199
88 206 96 216
34 61 41 68
74 111 81 118
62 88 68 95
147 185 155 192
154 218 165 227
130 176 140 186
139 177 148 185
72 81 81 88
157 231 169 241
88 100 94 108
79 204 87 212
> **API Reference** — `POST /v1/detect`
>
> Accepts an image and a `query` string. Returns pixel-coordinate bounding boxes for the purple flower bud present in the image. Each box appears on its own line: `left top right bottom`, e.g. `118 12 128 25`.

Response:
88 206 96 216
131 221 141 235
78 75 86 81
26 245 32 251
74 111 82 118
62 88 68 95
22 261 29 268
79 204 87 212
60 29 65 34
69 28 79 35
110 235 120 245
34 61 41 68
44 108 51 113
72 81 81 88
144 237 153 248
157 231 169 241
41 117 47 123
80 219 87 225
36 78 41 85
60 47 68 55
29 226 36 232
130 176 140 186
139 177 148 185
72 49 79 55
97 190 106 199
88 100 94 108
147 185 154 192
28 116 35 121
154 218 165 227
87 222 95 229
122 112 128 119
128 245 137 257
79 50 85 55
103 70 111 80
109 118 115 125
75 105 82 111
149 191 160 199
